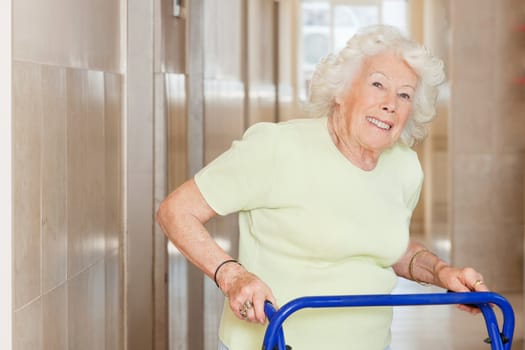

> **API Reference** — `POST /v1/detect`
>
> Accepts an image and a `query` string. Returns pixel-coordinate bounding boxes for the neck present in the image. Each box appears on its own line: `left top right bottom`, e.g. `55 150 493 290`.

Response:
327 116 381 171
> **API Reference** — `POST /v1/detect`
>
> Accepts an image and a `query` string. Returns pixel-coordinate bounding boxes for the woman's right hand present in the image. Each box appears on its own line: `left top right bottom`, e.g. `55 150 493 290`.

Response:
156 179 276 324
216 263 277 324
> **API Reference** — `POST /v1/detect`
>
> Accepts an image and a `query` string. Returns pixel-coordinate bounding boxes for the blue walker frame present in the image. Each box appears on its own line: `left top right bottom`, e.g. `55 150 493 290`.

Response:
262 292 515 350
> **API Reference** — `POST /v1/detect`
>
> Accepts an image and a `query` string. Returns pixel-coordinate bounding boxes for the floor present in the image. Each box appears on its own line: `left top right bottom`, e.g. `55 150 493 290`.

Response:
389 235 524 350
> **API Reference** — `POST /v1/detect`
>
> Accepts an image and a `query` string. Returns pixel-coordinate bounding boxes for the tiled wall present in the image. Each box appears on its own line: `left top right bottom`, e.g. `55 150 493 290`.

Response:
12 62 124 350
13 0 122 72
12 1 124 349
449 0 525 292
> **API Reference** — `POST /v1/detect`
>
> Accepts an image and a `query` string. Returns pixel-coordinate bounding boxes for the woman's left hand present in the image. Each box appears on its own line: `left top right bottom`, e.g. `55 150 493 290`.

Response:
435 265 489 314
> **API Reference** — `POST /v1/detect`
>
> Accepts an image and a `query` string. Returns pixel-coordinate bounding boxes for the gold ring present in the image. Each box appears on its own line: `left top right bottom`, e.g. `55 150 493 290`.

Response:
243 300 253 309
473 280 484 288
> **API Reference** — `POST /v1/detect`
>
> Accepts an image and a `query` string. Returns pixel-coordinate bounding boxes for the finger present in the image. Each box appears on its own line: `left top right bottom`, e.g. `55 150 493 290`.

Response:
449 268 484 292
476 284 490 292
244 301 257 323
460 268 485 290
237 308 247 321
252 288 279 324
265 292 278 310
230 297 249 321
456 304 482 315
448 280 470 293
252 294 269 324
472 280 489 291
468 272 488 291
237 303 247 321
238 301 253 322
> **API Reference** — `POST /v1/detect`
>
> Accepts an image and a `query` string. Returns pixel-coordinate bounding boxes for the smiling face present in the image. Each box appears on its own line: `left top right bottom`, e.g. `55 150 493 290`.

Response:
334 51 419 154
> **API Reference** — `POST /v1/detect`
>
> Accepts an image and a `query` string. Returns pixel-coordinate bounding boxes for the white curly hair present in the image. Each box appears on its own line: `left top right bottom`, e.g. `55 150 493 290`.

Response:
305 24 445 146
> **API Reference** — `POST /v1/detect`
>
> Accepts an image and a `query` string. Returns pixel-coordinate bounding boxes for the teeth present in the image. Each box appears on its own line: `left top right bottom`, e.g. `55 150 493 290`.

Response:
367 116 391 130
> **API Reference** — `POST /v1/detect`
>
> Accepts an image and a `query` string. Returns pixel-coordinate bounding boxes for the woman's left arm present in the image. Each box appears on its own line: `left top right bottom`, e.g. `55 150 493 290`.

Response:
392 239 489 314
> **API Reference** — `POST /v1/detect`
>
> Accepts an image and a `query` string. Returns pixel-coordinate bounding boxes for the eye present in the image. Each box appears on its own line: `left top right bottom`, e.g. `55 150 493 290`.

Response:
372 81 383 88
398 92 411 101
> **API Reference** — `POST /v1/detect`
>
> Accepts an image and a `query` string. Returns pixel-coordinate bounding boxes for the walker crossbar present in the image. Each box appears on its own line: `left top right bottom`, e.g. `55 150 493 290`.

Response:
262 292 515 350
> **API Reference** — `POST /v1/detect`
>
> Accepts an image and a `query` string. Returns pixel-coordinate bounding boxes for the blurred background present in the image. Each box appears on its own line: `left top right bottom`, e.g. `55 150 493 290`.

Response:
6 0 525 349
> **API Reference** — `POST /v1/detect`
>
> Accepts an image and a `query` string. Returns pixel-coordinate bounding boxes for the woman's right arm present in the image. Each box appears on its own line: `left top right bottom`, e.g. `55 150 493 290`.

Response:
156 179 276 324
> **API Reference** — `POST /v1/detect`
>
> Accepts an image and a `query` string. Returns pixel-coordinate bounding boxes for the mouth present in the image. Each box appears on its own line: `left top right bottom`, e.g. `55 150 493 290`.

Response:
366 116 392 131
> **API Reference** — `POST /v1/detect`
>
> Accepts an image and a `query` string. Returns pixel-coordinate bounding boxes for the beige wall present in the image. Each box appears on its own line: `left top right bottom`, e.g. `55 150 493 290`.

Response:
163 1 280 349
419 0 451 252
448 0 524 292
277 0 300 121
1 0 13 349
155 1 187 349
417 0 524 294
408 0 426 236
12 1 124 349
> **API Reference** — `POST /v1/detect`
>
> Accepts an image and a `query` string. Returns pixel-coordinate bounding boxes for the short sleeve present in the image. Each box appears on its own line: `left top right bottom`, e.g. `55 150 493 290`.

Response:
406 159 424 212
194 122 277 215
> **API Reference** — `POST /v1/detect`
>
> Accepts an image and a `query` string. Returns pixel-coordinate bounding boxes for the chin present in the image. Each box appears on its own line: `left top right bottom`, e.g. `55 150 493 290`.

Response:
365 139 394 152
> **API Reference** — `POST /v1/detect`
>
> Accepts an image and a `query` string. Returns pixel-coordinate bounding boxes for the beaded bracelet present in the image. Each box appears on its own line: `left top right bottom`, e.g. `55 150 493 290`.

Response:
213 259 242 288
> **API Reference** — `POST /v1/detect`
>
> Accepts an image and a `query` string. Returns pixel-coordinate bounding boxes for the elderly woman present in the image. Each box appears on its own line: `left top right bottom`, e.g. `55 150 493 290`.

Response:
157 25 487 350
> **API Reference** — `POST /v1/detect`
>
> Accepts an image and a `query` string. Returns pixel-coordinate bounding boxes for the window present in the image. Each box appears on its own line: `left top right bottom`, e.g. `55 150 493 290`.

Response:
299 0 408 100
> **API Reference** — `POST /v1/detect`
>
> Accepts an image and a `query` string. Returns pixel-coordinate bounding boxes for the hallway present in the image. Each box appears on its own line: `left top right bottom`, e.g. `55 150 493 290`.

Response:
6 0 525 349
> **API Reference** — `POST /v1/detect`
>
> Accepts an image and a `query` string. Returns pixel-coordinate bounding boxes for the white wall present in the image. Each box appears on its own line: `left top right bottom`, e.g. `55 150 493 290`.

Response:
0 0 12 349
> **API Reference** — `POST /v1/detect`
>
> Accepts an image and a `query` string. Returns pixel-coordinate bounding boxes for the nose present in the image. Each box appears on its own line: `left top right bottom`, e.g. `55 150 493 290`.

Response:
381 93 396 113
382 105 395 113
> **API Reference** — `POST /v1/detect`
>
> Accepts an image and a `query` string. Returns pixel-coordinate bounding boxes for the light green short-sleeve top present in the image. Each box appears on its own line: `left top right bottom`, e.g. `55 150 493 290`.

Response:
195 117 423 350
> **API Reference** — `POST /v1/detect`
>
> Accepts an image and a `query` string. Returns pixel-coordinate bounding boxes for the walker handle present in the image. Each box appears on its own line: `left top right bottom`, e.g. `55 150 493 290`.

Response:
262 292 515 350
